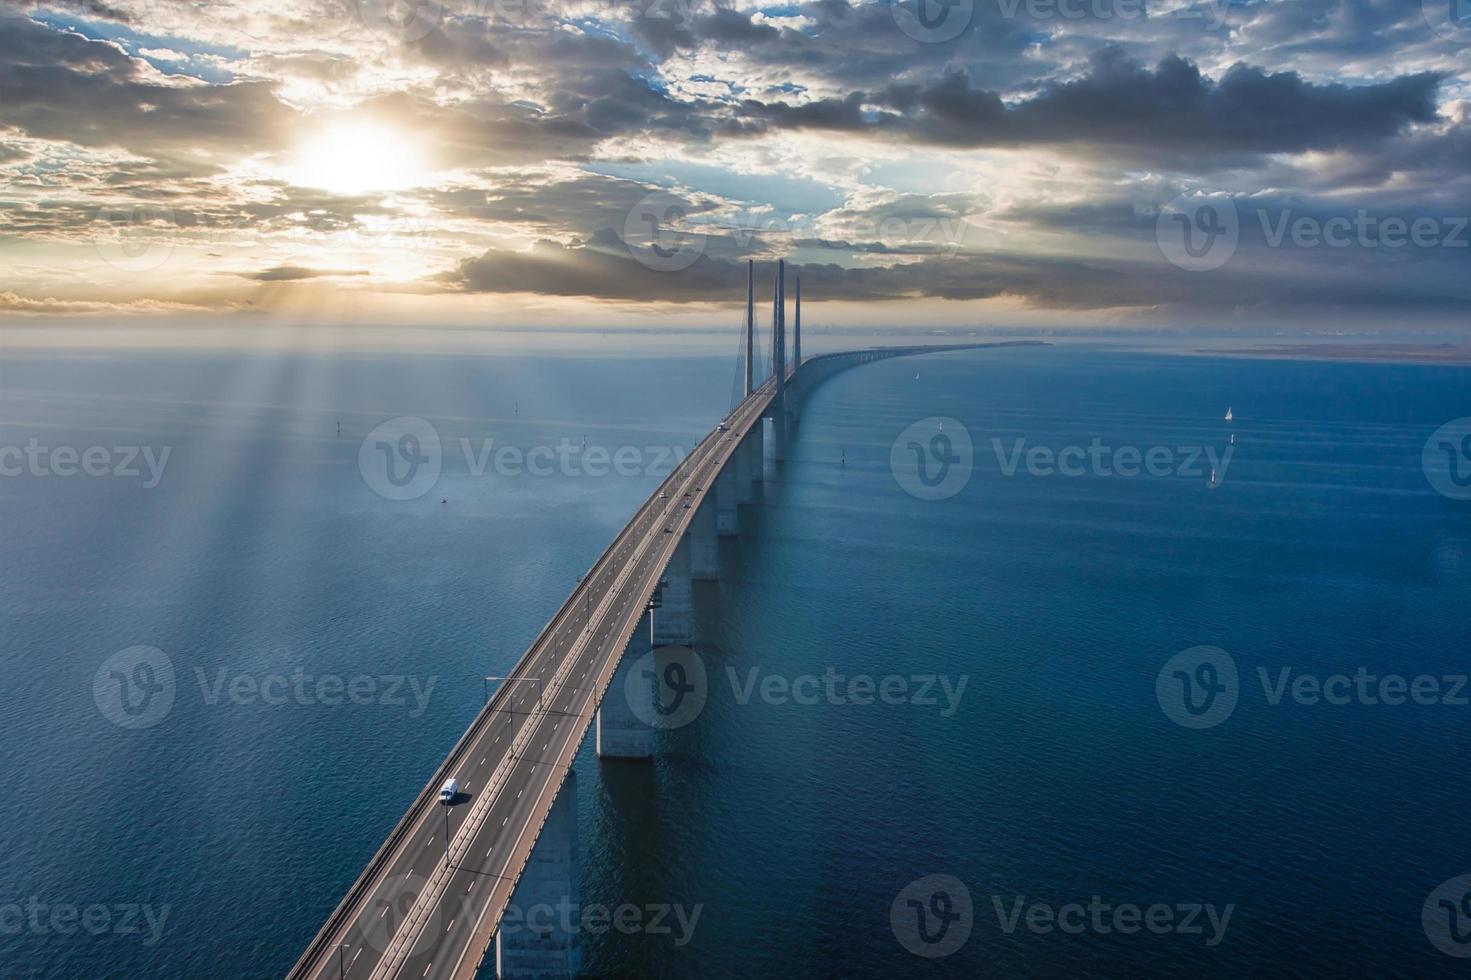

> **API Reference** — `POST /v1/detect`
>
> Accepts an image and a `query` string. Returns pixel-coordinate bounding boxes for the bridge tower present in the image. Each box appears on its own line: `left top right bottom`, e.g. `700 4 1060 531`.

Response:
744 259 754 397
771 260 788 461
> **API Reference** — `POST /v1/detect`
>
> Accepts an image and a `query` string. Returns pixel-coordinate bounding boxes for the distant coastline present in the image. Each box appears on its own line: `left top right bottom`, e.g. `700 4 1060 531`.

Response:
1196 343 1471 365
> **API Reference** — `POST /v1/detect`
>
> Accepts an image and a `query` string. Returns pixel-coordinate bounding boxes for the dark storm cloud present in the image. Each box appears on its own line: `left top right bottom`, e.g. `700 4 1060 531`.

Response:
443 218 1471 318
739 48 1442 166
0 14 290 166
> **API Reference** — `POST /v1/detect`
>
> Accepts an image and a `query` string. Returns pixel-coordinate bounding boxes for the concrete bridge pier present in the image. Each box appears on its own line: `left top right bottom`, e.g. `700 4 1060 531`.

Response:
771 409 787 463
689 502 718 580
734 431 754 501
749 424 765 483
596 610 655 759
652 535 693 646
714 466 738 536
493 771 581 979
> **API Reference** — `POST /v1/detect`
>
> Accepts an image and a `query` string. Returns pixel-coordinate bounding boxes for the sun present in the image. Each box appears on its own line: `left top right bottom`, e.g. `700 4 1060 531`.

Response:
288 122 430 195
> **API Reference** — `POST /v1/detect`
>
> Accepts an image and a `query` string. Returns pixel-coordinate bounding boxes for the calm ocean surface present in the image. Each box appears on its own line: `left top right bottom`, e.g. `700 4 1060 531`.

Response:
1 344 1468 978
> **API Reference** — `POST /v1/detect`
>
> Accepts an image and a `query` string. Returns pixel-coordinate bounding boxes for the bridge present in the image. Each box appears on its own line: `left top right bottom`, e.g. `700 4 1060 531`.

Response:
288 262 1033 980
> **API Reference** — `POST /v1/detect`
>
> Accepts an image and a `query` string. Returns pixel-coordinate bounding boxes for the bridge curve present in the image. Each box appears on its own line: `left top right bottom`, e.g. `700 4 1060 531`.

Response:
288 340 1038 980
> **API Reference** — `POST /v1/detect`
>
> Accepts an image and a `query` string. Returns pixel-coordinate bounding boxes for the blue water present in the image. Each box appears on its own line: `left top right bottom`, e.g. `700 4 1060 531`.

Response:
1 345 1468 977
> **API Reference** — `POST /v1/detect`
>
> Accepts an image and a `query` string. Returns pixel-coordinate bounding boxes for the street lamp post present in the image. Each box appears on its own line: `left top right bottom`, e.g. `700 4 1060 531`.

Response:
484 674 545 762
336 943 349 979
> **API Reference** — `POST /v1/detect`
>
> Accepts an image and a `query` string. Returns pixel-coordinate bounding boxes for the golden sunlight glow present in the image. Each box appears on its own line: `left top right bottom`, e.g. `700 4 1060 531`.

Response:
288 123 430 195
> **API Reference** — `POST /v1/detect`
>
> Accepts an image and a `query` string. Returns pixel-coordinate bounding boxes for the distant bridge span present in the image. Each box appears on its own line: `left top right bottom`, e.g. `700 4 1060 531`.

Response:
288 264 1039 979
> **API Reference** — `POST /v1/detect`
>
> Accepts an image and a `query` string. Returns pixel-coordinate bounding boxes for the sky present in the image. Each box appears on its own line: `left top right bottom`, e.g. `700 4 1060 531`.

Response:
1 0 1469 337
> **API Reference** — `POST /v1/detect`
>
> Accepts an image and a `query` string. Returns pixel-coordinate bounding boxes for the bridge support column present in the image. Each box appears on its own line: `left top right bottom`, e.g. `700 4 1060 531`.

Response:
494 771 581 979
772 408 787 463
750 422 765 482
734 432 753 501
715 465 738 536
596 611 654 759
652 535 693 646
689 501 718 580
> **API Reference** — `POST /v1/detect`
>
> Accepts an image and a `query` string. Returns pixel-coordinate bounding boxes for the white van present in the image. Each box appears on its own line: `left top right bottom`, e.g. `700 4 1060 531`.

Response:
439 778 459 803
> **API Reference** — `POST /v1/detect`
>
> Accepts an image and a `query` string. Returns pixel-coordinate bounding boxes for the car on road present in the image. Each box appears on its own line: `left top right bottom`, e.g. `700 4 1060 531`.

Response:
658 491 667 499
439 778 459 803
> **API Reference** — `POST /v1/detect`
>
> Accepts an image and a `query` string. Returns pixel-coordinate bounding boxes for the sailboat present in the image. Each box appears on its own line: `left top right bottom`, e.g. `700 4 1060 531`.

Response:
1224 406 1233 421
1208 468 1219 488
914 372 920 380
1229 433 1235 445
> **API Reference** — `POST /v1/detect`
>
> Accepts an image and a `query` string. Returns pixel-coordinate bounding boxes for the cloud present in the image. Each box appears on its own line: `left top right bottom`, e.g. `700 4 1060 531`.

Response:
739 49 1443 167
236 265 368 281
0 14 292 170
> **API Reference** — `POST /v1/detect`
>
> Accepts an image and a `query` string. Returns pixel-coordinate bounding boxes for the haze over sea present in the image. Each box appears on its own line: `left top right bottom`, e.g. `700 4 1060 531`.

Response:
1 342 1468 977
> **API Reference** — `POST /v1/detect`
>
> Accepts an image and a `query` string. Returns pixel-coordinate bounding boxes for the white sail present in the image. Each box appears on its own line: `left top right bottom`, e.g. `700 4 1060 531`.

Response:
1224 407 1233 421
